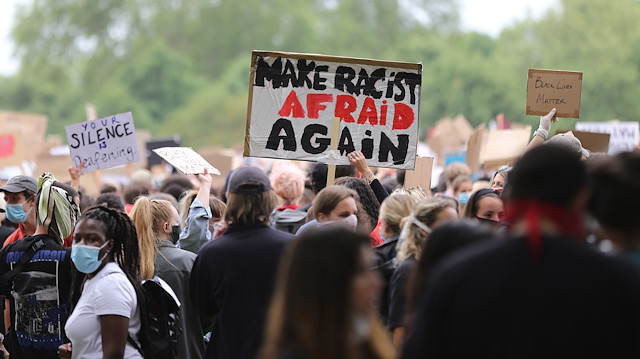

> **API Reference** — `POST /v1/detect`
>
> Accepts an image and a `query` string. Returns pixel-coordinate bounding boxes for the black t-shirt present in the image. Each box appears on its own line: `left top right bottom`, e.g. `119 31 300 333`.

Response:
387 256 416 329
0 234 72 359
401 235 640 358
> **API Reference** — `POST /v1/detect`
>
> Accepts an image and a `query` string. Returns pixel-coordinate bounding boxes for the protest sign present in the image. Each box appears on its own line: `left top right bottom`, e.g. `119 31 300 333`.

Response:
575 121 639 154
526 69 582 118
556 130 610 154
466 125 531 172
404 156 434 193
0 133 24 168
65 112 140 173
0 111 48 161
245 51 422 170
153 147 221 175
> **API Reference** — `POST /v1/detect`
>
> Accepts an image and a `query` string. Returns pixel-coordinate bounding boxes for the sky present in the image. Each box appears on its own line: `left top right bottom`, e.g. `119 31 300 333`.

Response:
0 0 559 76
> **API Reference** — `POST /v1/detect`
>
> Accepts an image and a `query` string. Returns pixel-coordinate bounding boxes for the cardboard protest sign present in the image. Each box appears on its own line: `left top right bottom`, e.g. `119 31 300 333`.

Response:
427 115 473 166
153 147 221 175
404 156 434 192
526 69 582 118
556 130 610 154
245 51 422 170
0 111 48 161
0 133 24 168
575 121 639 154
466 125 531 172
65 112 140 173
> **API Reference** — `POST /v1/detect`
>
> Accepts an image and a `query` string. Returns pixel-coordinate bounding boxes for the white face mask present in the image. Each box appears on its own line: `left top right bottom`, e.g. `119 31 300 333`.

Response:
320 214 358 230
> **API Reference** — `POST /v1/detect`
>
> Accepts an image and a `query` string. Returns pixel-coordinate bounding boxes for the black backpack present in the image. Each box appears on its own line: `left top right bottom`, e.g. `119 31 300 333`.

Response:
271 208 308 234
128 277 182 359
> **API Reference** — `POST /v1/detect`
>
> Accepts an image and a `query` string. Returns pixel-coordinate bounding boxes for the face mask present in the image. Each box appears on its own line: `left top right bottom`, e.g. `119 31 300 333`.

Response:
6 202 29 224
171 225 181 243
457 192 471 206
71 241 110 274
476 216 499 227
321 214 358 231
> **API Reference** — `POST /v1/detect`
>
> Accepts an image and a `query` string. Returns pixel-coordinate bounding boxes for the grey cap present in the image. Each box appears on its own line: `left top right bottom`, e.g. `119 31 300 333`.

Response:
227 166 272 195
0 175 38 194
547 134 590 159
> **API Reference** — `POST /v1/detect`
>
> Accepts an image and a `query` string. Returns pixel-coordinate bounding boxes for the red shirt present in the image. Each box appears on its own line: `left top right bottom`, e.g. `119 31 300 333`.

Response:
3 224 73 248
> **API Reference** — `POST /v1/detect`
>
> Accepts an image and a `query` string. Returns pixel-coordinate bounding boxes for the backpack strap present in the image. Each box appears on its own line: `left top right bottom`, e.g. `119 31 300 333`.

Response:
127 334 144 356
0 238 47 293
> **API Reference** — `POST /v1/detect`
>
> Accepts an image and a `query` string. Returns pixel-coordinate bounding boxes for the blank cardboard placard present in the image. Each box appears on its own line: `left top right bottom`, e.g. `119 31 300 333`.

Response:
153 147 221 175
466 124 486 173
404 156 434 191
526 69 582 118
0 133 24 168
482 128 531 163
556 130 610 154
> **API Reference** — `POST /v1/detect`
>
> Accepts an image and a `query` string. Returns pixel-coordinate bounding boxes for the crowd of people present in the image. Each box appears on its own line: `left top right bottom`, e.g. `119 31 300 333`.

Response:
0 109 639 358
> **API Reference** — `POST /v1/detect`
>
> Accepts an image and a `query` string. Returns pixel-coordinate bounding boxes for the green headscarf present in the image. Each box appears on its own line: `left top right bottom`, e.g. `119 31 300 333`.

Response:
37 173 80 240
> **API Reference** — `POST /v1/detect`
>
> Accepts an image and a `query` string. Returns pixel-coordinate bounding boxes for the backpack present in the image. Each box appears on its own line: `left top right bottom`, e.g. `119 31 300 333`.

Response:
128 277 182 359
271 208 308 234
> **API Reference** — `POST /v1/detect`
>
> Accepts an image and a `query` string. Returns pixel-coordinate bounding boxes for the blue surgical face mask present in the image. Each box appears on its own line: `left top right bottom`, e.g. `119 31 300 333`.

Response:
5 202 29 224
71 241 110 274
457 192 471 206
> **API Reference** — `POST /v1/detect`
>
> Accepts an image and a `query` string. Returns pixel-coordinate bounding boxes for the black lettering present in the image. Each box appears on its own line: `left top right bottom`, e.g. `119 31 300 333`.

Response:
294 59 315 88
106 125 116 138
87 130 96 145
335 66 357 95
301 124 330 154
254 56 283 87
124 122 133 136
266 119 297 151
337 127 355 155
378 133 409 165
354 69 370 96
313 65 329 90
361 130 374 159
115 124 125 137
369 68 386 99
386 72 421 104
96 128 104 142
280 59 297 88
70 133 80 149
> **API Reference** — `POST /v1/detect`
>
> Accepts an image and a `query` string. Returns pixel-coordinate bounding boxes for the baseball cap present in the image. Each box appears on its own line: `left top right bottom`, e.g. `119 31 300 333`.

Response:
227 166 272 195
547 134 590 159
0 175 38 194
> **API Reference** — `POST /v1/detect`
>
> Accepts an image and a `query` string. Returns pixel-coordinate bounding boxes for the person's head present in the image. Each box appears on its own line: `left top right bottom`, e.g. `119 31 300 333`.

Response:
452 175 473 208
547 133 589 160
391 187 427 202
0 175 37 225
312 185 359 230
463 188 504 223
334 177 380 232
179 190 226 233
310 163 357 194
406 220 494 320
261 227 391 359
99 181 121 195
224 166 278 226
130 197 179 280
396 198 459 263
122 181 150 205
491 167 510 189
34 173 80 244
270 162 306 207
159 174 195 202
444 162 471 188
379 194 418 240
148 192 180 212
95 193 126 212
588 151 640 249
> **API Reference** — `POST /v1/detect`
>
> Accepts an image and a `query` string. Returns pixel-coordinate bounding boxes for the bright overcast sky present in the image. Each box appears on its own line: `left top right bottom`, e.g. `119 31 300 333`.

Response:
0 0 559 75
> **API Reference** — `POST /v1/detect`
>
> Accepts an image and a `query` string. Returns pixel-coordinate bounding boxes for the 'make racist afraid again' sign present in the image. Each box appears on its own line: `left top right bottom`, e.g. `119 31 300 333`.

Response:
244 51 422 170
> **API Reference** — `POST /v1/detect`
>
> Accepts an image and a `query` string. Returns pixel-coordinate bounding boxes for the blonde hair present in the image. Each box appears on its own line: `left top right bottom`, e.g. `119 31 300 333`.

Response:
179 190 227 228
444 162 472 185
379 194 418 236
397 198 457 263
391 187 427 201
130 197 175 280
269 162 306 207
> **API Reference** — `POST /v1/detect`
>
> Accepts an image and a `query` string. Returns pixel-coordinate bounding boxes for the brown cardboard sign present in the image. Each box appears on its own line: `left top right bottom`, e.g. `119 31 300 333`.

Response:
526 69 582 118
404 156 434 191
0 133 24 168
0 111 48 161
465 125 531 172
556 130 610 154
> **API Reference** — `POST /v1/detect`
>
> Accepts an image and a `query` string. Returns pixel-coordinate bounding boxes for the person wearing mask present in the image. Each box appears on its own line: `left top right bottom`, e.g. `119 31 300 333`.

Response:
0 175 38 248
402 144 640 358
59 206 143 359
462 188 504 225
130 196 205 359
189 166 293 359
259 227 394 359
452 175 473 211
0 173 79 358
300 186 359 234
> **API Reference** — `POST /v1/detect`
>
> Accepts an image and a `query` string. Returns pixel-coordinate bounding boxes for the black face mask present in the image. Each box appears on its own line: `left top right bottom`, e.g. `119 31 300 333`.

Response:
476 217 499 228
171 225 181 243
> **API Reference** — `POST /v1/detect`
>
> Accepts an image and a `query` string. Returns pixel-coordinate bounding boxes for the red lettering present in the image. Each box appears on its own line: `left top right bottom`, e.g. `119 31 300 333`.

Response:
392 103 414 130
278 90 305 118
357 97 378 125
0 135 15 157
306 93 333 119
335 95 357 123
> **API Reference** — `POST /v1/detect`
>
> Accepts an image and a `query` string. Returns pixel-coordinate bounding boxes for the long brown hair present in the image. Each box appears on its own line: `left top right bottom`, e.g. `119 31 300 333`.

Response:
260 227 394 359
130 197 174 279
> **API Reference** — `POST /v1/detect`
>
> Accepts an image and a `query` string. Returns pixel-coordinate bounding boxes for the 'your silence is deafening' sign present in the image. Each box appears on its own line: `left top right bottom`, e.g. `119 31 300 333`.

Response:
65 112 140 173
244 51 422 170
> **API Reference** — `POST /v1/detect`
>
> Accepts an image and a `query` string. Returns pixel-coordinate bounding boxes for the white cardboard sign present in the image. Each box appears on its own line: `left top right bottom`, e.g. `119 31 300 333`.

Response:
575 121 639 154
153 147 221 175
245 51 422 170
65 112 140 173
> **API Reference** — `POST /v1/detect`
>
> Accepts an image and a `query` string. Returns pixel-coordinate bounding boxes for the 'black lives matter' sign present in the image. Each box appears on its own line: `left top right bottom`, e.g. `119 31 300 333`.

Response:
244 51 422 170
526 69 583 118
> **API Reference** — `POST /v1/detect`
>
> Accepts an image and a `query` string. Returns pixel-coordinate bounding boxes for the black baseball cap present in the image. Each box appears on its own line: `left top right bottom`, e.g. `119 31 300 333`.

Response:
0 175 38 194
227 167 272 195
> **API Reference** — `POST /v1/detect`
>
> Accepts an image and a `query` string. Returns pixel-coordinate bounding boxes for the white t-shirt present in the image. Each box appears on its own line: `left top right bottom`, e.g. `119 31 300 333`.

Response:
65 262 143 359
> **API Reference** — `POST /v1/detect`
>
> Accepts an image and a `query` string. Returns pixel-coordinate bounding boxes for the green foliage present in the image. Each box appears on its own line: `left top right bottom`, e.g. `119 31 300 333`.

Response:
2 0 640 149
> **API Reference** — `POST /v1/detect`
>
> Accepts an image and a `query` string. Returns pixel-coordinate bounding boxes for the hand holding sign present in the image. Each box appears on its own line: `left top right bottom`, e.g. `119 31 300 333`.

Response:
536 108 557 140
152 147 221 175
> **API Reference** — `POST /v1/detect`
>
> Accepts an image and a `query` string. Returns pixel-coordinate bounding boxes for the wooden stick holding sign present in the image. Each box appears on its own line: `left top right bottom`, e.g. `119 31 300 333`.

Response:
326 117 341 187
